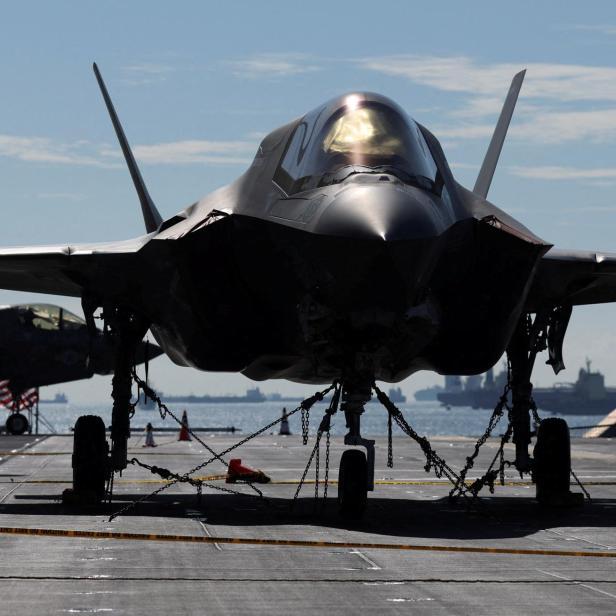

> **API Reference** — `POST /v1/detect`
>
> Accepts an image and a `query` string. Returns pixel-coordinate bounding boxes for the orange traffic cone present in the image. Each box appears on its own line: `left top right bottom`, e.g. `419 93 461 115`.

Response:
178 410 191 441
226 458 270 484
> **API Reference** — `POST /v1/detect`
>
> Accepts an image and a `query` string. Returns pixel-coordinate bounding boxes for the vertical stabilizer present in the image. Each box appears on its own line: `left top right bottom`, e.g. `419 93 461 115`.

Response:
93 63 162 233
473 69 526 199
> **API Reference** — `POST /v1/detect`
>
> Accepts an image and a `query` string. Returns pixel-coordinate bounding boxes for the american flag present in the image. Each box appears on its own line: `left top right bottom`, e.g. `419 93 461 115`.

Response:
0 380 38 410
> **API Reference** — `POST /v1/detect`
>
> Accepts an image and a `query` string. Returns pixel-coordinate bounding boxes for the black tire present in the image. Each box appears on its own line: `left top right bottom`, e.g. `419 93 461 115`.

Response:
72 415 109 502
6 413 29 436
338 449 367 519
533 417 570 503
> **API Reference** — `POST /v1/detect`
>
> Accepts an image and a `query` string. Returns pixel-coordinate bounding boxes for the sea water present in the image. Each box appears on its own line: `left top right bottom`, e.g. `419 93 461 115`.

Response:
28 400 601 438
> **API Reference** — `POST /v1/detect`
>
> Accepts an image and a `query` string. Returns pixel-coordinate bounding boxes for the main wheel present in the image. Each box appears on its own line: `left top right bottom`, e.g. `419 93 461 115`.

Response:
533 417 571 504
338 449 367 519
6 413 29 435
72 415 109 503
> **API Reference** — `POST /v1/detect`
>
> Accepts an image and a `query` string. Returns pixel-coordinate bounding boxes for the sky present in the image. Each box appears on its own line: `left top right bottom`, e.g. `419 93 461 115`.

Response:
1 1 616 403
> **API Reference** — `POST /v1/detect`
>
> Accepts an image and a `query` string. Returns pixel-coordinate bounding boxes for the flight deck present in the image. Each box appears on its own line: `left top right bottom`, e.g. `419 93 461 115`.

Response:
0 433 614 614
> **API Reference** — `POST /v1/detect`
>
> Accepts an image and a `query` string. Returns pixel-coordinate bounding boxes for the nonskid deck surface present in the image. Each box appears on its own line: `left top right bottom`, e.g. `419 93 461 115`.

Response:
0 433 615 614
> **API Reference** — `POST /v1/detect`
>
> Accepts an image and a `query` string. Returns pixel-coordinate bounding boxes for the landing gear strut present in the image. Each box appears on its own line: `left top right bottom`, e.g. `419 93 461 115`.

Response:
507 313 580 505
337 381 375 519
65 304 148 505
507 316 536 474
107 307 148 473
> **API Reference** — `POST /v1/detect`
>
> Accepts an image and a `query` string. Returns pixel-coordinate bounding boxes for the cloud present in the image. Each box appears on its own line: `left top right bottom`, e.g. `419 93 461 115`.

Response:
228 53 320 78
121 62 176 85
0 135 115 167
509 165 616 180
123 63 175 75
36 192 86 201
101 139 257 165
563 24 616 36
358 55 616 145
435 108 616 144
0 133 257 168
359 55 616 103
449 161 480 171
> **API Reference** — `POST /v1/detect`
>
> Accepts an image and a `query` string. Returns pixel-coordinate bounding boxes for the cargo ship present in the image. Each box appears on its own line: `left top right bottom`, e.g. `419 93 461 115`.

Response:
267 387 407 404
39 392 68 404
161 387 266 404
414 384 444 401
437 360 616 415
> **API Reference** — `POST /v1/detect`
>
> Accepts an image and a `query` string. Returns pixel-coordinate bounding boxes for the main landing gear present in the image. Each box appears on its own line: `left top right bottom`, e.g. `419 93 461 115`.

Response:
507 313 582 506
337 381 375 519
64 305 148 506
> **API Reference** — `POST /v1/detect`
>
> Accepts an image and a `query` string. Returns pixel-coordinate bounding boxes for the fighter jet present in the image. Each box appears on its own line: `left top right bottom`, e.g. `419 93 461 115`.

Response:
0 303 162 434
0 65 610 514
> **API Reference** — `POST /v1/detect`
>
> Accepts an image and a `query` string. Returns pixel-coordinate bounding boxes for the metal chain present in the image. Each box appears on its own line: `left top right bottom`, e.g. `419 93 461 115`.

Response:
323 429 331 503
292 433 322 507
109 382 335 521
178 385 333 482
387 411 393 468
448 383 511 500
314 435 320 501
108 457 263 521
463 423 513 500
301 407 310 445
131 368 264 500
132 369 228 470
292 383 341 510
570 468 592 502
530 398 542 427
373 384 474 505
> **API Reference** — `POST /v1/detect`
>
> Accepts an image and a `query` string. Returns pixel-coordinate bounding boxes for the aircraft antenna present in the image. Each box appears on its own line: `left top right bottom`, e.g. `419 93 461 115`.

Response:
92 63 163 233
473 69 526 199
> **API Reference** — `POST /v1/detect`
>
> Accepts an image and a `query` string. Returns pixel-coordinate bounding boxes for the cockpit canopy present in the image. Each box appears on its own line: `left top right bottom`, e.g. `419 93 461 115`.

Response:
15 304 85 332
274 93 439 196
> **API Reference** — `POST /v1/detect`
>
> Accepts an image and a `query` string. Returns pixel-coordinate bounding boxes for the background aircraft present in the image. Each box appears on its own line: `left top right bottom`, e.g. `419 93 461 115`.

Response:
0 65 611 515
0 302 162 434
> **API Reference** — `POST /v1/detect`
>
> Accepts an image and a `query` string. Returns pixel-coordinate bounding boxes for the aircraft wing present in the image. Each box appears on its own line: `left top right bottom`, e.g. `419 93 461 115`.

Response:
527 247 616 310
0 236 150 298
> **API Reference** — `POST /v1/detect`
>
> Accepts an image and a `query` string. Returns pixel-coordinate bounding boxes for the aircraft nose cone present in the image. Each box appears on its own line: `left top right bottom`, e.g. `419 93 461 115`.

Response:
89 337 164 375
136 339 165 364
316 181 442 241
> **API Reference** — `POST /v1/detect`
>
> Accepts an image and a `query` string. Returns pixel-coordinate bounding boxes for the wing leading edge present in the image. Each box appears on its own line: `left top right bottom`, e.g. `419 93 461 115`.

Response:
0 236 150 298
526 247 616 311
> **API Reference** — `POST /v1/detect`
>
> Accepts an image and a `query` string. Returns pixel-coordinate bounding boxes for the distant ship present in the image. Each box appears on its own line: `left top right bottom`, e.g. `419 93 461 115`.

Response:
437 360 616 415
414 384 444 401
40 392 68 404
267 387 407 404
160 387 267 404
387 387 407 403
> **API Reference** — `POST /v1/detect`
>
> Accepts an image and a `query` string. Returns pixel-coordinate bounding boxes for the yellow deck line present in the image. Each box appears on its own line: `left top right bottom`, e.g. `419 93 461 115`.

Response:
0 526 613 558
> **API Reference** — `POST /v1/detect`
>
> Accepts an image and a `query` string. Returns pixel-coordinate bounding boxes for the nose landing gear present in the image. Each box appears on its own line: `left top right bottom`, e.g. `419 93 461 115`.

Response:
337 381 375 519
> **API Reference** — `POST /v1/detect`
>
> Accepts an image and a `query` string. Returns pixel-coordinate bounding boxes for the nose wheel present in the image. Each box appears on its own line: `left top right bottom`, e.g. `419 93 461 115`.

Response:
338 449 367 519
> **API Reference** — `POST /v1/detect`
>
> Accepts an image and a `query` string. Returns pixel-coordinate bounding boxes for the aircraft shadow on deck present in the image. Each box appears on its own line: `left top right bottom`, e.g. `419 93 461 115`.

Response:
6 493 616 541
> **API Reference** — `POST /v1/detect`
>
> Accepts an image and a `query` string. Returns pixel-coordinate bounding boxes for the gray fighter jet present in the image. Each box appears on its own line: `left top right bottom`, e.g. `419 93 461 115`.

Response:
0 65 610 513
0 303 162 434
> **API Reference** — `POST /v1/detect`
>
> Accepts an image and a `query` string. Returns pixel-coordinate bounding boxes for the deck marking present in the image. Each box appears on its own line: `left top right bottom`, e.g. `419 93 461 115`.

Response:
350 549 381 570
1 526 616 558
198 521 222 551
539 569 616 600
